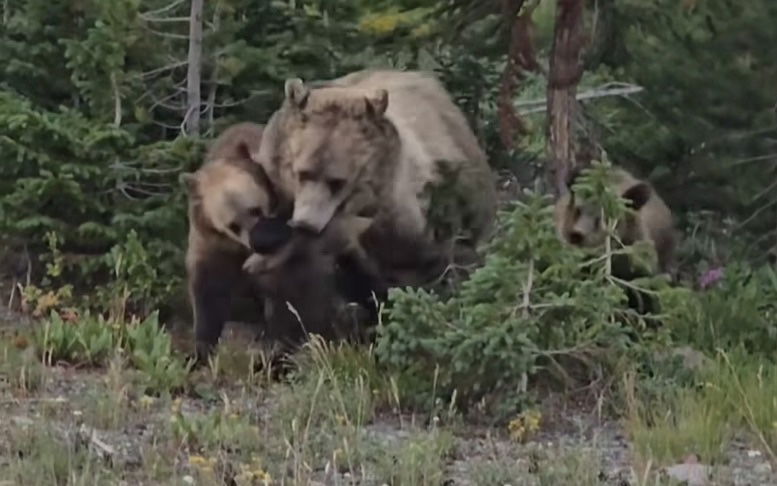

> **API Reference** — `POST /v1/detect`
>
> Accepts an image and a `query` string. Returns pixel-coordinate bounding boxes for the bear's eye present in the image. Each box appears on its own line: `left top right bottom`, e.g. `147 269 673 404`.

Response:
298 170 314 182
228 222 241 235
248 207 263 218
574 208 582 219
327 177 346 194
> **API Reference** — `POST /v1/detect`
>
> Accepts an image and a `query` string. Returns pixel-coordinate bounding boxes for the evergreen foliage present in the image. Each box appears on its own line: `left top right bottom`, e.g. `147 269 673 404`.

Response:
0 1 775 402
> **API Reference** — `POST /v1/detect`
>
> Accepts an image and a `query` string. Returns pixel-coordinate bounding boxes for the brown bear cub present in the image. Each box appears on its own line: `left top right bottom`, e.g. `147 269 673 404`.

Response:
181 122 384 363
554 165 677 314
554 165 676 275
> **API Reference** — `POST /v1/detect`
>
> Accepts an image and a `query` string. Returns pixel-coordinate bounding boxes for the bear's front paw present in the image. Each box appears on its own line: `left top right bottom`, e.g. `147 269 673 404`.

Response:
243 253 271 275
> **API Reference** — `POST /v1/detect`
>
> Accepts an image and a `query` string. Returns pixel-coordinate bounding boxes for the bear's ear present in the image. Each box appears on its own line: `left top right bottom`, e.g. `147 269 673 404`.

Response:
284 78 310 110
180 172 199 196
365 89 388 118
621 181 652 211
235 140 252 162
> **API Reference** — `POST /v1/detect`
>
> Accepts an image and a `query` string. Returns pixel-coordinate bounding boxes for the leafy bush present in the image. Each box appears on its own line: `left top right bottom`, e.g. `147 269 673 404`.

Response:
376 162 681 414
0 90 202 316
170 397 259 453
0 90 133 251
669 263 777 358
33 311 117 366
125 312 191 394
30 310 189 394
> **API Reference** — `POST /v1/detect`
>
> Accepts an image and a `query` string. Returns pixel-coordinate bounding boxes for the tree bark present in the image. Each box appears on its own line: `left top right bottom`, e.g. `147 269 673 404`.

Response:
111 72 122 127
497 0 540 150
546 0 586 196
204 5 221 136
184 0 203 136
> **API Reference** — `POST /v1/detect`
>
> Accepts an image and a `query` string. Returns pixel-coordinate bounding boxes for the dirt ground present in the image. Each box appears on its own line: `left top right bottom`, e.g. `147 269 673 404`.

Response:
2 305 776 485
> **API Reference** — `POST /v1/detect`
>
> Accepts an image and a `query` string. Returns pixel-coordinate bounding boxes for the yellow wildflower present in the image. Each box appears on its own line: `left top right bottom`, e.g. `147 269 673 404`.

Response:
188 455 208 467
508 409 542 442
358 13 400 35
139 395 155 409
171 397 183 413
410 23 432 38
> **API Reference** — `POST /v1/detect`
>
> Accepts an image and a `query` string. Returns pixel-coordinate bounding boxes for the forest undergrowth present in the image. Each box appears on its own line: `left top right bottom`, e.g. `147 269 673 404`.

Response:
2 0 777 484
2 165 776 484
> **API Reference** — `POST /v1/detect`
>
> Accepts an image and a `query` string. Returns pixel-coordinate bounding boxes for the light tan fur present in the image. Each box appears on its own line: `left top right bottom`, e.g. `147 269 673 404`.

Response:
182 122 275 253
253 69 497 286
181 123 272 359
554 166 676 274
182 122 382 360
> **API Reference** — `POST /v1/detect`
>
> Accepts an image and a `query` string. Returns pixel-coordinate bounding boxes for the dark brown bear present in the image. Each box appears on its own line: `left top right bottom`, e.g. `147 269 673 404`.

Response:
181 122 383 362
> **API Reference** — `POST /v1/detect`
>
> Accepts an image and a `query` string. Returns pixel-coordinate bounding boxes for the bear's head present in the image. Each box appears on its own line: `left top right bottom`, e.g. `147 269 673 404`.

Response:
273 78 399 234
554 167 652 249
181 140 292 255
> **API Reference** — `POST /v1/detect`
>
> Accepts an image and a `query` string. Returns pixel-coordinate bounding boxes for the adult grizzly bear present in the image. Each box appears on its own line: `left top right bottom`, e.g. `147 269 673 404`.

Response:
181 122 382 362
253 69 498 287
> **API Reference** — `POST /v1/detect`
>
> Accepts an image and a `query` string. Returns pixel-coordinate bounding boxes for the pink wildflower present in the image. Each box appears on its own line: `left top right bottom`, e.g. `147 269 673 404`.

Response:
699 267 724 289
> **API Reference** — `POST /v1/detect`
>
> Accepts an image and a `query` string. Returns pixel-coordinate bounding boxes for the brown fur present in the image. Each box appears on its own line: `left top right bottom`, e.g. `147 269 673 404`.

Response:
182 123 280 253
246 214 385 351
181 122 381 361
242 214 374 275
554 166 676 275
253 69 498 287
181 123 270 360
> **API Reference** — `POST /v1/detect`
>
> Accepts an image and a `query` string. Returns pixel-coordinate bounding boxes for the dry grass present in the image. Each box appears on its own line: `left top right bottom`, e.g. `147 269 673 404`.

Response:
2 317 777 485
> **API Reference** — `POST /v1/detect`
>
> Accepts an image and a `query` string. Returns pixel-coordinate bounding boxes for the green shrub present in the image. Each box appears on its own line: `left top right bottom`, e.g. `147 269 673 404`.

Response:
32 311 117 366
125 312 191 394
30 310 189 394
669 263 777 357
0 90 201 317
376 162 680 414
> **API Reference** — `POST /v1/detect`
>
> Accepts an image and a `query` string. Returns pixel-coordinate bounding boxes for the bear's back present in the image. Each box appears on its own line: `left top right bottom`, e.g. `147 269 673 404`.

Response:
331 70 496 243
332 70 486 168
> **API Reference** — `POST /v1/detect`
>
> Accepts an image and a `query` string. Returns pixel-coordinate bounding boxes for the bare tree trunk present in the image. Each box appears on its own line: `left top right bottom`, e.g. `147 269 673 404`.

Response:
204 5 222 137
205 65 219 138
546 0 586 196
111 73 122 127
497 0 540 150
184 0 203 136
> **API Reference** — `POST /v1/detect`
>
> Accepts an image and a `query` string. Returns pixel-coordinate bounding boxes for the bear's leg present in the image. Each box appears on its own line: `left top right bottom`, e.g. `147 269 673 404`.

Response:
189 252 243 363
335 252 387 323
256 251 340 349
